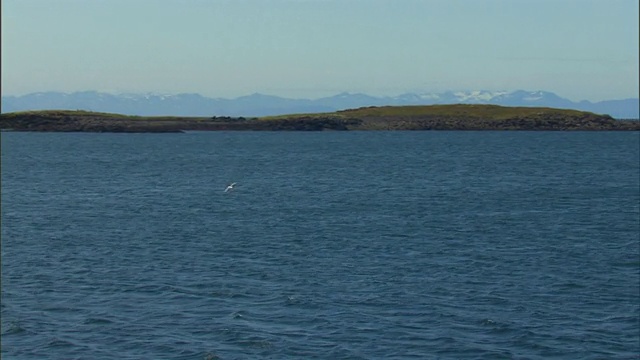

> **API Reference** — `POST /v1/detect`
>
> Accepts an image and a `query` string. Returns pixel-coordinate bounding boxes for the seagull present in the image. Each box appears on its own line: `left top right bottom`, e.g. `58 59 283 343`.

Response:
224 182 237 192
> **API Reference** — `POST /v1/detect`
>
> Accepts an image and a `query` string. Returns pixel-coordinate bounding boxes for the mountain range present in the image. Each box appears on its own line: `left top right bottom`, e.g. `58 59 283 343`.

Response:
1 90 638 119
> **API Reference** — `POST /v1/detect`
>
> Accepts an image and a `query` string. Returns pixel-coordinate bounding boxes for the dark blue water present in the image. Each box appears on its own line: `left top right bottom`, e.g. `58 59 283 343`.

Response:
2 131 639 359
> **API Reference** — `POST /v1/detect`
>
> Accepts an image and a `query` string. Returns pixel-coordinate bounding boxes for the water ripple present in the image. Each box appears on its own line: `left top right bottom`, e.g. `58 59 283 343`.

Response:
2 131 639 359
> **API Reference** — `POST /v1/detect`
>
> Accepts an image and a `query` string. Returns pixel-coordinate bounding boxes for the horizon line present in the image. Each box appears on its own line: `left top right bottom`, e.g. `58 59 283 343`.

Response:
2 89 639 103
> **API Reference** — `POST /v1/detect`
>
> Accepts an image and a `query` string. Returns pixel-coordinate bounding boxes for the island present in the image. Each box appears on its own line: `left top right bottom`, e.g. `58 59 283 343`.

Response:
1 105 638 132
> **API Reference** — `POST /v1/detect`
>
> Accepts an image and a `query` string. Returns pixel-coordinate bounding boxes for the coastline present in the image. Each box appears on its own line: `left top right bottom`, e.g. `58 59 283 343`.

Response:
1 105 638 132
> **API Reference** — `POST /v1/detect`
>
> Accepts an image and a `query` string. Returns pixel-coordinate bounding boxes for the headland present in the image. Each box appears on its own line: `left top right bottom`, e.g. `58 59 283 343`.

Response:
1 105 638 132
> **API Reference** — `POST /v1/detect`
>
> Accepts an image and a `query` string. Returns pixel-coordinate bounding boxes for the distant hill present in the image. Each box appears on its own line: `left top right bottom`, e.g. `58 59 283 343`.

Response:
1 90 638 119
2 105 638 132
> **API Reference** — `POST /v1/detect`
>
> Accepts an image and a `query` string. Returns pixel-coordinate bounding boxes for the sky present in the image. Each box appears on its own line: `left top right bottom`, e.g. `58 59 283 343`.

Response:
1 0 638 102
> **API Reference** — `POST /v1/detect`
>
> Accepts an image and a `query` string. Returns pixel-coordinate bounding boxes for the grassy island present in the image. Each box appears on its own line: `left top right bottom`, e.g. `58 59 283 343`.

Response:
1 105 638 132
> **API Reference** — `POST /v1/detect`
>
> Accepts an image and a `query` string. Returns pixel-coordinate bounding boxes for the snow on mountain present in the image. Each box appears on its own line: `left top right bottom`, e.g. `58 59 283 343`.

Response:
450 90 504 102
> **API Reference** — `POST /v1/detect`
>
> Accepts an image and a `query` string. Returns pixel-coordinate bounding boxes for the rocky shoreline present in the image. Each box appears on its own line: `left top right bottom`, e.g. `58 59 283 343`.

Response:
1 105 638 132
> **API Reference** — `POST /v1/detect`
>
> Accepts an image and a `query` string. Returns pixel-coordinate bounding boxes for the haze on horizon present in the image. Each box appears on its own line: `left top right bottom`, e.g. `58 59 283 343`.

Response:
1 0 638 103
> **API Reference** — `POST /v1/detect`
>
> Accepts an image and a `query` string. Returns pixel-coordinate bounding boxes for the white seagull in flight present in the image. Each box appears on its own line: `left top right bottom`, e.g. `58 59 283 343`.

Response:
224 182 237 192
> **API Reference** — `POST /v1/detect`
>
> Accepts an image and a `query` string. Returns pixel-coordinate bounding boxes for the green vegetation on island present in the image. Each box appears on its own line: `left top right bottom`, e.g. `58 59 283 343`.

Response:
1 105 638 132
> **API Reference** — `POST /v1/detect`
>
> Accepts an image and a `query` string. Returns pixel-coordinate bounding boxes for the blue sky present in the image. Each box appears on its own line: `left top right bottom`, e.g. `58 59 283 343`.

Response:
1 0 638 101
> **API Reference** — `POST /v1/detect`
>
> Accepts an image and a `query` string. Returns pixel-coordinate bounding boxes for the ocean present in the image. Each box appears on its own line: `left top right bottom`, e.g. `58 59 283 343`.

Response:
2 131 639 359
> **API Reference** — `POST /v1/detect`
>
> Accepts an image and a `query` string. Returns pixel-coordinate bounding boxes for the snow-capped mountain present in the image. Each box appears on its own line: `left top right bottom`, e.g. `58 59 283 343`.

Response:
390 90 573 107
1 90 638 119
